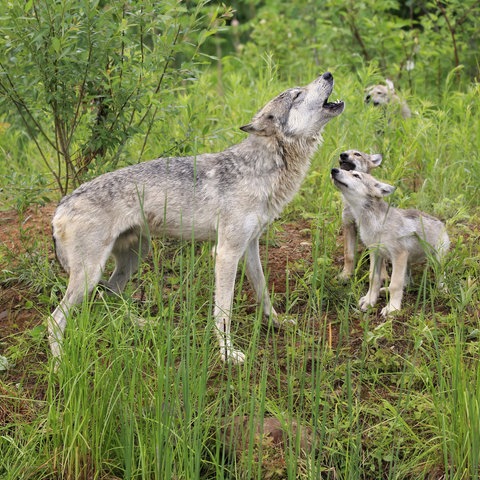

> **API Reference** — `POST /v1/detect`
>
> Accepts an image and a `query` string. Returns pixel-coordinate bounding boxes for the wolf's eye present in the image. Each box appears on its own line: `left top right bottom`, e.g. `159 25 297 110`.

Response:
354 152 361 157
292 90 302 101
353 173 361 178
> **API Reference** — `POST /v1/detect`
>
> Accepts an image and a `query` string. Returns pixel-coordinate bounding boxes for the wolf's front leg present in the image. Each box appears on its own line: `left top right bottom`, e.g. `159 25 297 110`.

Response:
359 251 383 311
381 250 408 317
213 244 245 364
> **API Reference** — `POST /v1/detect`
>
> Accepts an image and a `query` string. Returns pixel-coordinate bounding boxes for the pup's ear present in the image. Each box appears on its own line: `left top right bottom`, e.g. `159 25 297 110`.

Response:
375 181 395 197
385 79 395 92
370 154 383 167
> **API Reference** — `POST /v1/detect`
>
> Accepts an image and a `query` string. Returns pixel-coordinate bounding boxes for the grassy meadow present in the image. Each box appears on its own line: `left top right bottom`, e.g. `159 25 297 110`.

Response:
1 53 480 480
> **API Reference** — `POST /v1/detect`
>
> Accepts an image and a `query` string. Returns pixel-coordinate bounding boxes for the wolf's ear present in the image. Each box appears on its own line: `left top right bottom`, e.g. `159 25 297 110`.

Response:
385 79 395 92
239 123 257 134
375 181 395 197
240 117 275 136
371 154 383 167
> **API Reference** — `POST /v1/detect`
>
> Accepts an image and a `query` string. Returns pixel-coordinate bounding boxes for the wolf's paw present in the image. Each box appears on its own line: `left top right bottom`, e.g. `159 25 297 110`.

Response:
264 313 297 330
131 316 154 328
337 270 352 283
220 347 245 365
381 304 400 317
359 295 376 311
273 314 297 327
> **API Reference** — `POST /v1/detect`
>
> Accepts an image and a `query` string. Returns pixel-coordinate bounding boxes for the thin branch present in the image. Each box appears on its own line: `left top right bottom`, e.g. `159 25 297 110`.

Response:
345 12 370 62
436 1 460 80
0 63 57 150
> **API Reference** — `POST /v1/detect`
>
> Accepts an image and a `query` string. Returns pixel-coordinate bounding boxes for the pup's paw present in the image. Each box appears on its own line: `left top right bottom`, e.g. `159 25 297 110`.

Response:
220 347 246 365
359 295 376 311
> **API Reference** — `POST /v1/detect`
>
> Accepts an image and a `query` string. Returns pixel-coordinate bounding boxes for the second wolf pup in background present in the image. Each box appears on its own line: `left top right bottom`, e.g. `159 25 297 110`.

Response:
331 168 449 317
365 79 411 119
337 149 383 281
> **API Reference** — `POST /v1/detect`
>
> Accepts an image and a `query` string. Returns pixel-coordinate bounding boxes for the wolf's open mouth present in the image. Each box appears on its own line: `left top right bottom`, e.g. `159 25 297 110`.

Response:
323 96 344 109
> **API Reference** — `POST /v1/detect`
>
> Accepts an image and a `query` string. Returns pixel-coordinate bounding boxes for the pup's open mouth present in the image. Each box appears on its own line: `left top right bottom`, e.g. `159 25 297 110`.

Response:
339 160 355 171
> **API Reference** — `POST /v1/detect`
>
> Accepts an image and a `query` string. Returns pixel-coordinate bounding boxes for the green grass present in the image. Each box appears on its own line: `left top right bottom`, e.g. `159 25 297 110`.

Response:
1 57 480 479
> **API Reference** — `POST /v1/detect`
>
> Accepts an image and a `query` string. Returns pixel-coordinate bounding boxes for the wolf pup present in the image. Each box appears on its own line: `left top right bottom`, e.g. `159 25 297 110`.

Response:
337 149 383 281
50 72 344 364
331 168 449 317
365 79 411 119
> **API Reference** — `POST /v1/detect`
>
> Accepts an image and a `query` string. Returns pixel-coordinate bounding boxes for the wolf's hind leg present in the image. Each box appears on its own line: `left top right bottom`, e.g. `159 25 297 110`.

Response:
49 260 105 359
105 232 151 294
244 237 277 321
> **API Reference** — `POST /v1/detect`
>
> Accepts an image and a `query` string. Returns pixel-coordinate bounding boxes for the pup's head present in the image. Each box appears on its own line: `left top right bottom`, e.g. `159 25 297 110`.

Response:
240 72 344 139
339 150 382 173
365 79 396 106
331 168 395 205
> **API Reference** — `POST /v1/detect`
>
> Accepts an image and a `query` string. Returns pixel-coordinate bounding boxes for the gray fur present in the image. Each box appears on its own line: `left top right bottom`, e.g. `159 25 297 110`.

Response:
331 168 449 316
50 72 344 364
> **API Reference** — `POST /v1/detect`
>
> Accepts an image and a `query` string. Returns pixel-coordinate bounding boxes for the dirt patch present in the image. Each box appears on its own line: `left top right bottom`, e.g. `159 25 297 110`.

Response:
0 204 56 258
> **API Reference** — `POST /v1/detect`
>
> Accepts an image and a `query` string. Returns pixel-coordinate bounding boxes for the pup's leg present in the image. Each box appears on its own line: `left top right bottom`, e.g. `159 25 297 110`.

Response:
435 239 450 292
244 237 278 323
359 251 383 311
105 233 151 294
380 258 389 284
213 241 245 364
381 250 408 316
339 219 357 282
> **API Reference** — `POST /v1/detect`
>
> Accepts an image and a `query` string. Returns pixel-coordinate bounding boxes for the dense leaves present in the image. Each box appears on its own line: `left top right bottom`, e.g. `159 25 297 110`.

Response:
0 0 232 193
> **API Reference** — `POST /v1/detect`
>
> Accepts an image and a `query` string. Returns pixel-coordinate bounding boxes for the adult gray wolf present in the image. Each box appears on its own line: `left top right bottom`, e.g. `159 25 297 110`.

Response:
365 79 411 119
331 168 449 317
49 72 344 365
337 149 383 281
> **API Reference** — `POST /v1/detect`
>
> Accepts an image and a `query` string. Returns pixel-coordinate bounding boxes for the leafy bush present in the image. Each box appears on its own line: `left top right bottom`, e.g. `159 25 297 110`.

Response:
0 0 231 194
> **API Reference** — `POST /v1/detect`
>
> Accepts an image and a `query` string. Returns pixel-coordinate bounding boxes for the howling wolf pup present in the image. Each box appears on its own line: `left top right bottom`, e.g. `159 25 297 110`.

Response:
365 79 411 119
50 72 344 364
337 149 383 281
331 168 449 317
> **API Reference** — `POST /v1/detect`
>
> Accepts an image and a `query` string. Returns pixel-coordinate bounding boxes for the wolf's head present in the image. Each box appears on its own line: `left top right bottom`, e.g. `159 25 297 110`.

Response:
339 150 382 173
331 168 395 206
240 72 344 140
